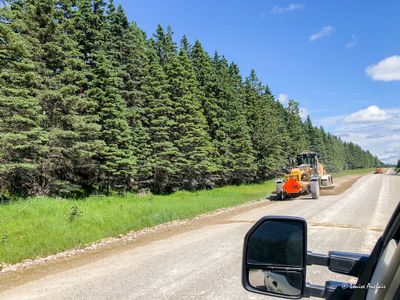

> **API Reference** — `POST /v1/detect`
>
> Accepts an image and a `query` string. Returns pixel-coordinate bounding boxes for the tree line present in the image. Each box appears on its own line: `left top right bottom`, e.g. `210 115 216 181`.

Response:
0 0 380 198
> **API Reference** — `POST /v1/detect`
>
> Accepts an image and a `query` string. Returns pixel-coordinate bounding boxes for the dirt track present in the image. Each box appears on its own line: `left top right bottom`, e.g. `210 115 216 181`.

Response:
321 173 367 196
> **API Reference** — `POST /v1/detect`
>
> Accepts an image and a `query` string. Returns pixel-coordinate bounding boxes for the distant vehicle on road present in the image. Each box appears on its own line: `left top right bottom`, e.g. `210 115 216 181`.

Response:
374 167 383 174
242 201 400 299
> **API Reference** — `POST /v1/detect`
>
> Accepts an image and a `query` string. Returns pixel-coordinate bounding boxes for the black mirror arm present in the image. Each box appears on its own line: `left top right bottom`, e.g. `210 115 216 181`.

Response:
307 251 329 266
304 281 352 299
307 251 369 277
304 283 325 298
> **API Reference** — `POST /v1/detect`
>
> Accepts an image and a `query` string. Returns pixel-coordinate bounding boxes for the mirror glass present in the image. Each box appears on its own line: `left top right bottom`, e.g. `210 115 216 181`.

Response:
248 269 303 296
246 220 304 267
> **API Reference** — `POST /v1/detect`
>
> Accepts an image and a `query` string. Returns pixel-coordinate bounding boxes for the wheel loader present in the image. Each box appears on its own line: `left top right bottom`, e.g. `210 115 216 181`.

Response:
275 152 333 200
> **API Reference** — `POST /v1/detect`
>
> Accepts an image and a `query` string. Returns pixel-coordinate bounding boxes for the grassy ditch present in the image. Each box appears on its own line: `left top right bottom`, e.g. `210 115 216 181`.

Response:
0 180 275 265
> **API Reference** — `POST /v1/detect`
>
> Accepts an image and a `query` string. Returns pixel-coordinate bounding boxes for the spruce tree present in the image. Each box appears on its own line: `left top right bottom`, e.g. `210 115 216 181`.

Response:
11 0 103 196
87 0 134 192
304 115 316 151
191 42 226 182
91 49 134 192
243 70 285 179
165 48 216 189
0 1 47 196
285 100 308 156
225 63 256 183
267 96 291 172
120 22 152 189
153 24 176 67
153 28 216 189
144 45 179 193
63 0 136 192
180 34 191 54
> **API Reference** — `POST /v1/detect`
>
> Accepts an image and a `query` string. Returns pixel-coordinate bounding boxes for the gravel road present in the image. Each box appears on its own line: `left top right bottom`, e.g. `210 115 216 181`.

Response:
1 172 399 300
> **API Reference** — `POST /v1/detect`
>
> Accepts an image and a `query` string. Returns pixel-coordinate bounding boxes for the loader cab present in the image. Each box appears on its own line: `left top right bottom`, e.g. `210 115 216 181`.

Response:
295 152 319 168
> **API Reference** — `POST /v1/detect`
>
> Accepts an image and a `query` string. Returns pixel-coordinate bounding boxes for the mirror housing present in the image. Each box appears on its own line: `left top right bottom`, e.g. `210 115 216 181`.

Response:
242 216 307 299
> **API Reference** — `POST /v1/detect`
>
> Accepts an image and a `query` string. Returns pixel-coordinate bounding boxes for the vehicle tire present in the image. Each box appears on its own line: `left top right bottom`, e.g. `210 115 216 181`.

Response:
310 180 320 199
276 182 284 200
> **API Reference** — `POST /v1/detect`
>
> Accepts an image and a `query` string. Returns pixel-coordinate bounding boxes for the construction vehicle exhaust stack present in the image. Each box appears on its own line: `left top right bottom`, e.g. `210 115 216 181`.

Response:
275 152 333 200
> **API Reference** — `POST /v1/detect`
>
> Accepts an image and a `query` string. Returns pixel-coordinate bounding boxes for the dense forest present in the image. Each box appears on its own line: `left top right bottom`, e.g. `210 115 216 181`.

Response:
0 0 380 198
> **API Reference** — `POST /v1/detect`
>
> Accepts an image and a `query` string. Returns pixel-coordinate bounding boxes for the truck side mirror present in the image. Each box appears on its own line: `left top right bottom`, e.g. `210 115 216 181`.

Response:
242 216 307 298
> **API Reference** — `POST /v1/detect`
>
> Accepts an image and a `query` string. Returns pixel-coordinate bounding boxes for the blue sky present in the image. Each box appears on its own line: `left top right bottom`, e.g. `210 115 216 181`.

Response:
115 0 400 164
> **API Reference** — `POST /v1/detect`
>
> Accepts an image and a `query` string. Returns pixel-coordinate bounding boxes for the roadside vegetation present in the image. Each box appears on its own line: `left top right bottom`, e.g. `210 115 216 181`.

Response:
0 168 373 266
0 181 275 265
0 1 380 201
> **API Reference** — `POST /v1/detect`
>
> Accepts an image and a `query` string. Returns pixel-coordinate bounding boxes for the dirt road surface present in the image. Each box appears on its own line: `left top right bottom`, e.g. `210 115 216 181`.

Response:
1 172 399 300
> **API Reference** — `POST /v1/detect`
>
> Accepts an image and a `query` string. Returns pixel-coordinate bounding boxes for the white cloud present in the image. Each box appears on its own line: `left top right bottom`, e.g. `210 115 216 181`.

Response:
315 105 400 164
309 26 335 42
271 3 304 14
380 153 400 163
366 55 400 81
278 93 289 105
346 34 358 48
344 105 394 123
299 107 309 120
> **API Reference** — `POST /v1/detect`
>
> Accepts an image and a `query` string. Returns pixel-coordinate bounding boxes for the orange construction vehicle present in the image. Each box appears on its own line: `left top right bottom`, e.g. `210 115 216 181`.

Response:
275 152 333 200
374 167 383 174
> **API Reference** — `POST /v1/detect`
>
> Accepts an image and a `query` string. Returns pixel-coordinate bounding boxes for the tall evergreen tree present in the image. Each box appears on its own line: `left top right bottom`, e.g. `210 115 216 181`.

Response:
263 94 289 176
0 1 47 196
11 0 103 196
120 22 152 189
285 100 308 156
180 34 191 54
144 45 179 193
304 115 316 151
165 47 216 189
191 42 226 182
87 0 134 192
153 28 217 189
153 24 176 67
224 63 256 183
243 70 286 179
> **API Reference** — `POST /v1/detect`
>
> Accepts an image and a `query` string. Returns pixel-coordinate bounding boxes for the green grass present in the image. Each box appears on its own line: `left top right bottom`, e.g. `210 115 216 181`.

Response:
0 168 373 265
331 167 375 177
0 180 275 265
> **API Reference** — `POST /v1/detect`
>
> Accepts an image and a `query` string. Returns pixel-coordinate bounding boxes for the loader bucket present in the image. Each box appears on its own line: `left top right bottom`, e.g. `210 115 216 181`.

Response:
283 178 302 194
